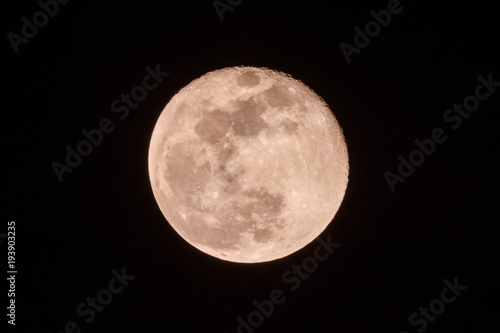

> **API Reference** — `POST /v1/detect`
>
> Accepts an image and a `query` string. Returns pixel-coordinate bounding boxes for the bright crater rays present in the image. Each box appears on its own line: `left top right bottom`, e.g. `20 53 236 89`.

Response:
148 66 349 263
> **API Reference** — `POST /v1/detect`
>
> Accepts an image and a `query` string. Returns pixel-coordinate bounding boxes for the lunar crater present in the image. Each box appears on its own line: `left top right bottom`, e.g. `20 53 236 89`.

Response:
237 70 261 87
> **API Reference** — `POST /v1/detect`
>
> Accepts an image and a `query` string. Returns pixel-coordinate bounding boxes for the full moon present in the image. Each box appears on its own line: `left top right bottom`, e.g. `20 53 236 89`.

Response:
148 66 349 263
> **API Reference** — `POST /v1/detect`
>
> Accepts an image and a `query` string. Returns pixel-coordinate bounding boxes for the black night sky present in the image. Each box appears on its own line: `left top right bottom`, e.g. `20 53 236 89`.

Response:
4 0 500 332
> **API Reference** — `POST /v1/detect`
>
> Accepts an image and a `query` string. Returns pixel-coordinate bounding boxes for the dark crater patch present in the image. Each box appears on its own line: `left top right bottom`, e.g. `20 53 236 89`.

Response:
164 141 210 207
237 70 260 87
243 187 284 217
261 84 298 108
252 227 274 243
213 166 243 195
195 109 230 144
230 97 267 137
280 119 299 134
231 187 285 243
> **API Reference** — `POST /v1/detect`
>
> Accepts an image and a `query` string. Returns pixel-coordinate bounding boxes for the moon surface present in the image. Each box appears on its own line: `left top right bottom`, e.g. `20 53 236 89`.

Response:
148 66 349 263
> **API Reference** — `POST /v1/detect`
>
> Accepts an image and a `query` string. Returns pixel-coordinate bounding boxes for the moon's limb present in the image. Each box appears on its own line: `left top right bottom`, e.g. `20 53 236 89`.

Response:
148 66 349 263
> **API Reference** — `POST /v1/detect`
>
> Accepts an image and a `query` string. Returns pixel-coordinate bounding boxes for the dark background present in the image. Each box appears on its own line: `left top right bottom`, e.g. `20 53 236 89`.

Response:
4 0 499 332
